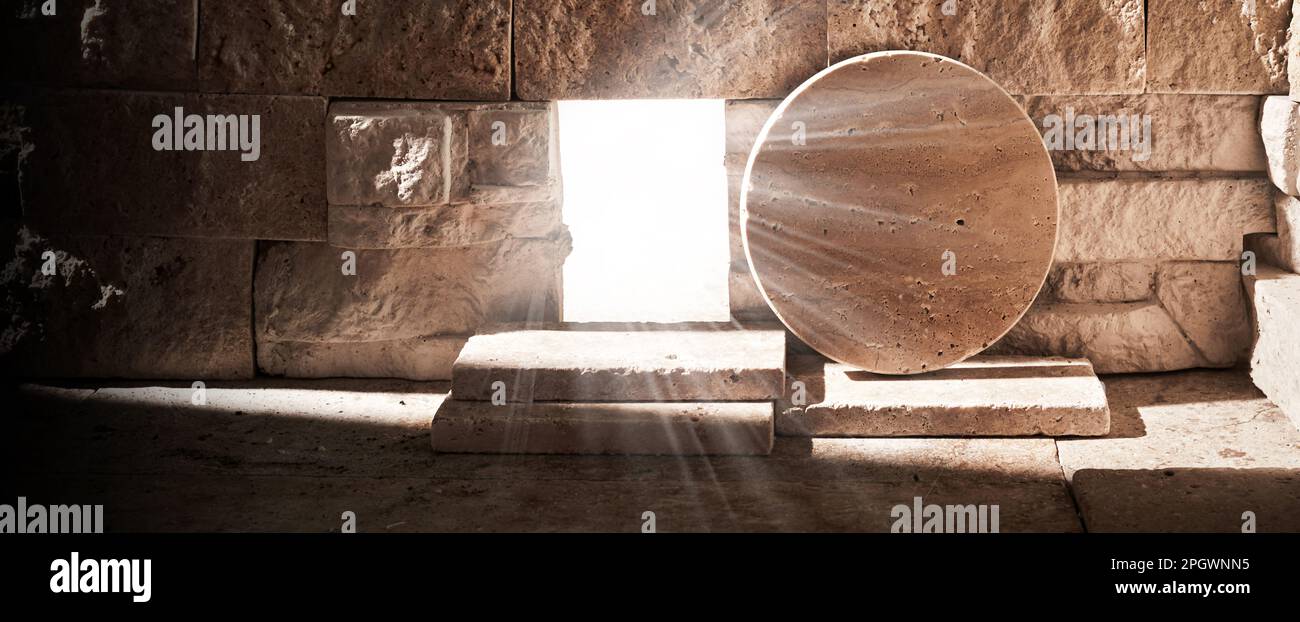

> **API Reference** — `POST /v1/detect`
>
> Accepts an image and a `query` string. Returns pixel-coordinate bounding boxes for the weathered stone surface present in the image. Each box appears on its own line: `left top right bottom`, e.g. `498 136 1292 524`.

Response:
1044 262 1154 304
327 203 561 250
432 401 774 456
1148 0 1290 94
467 108 553 187
1246 193 1300 271
991 303 1208 373
258 335 467 381
199 0 511 100
514 0 827 100
725 101 781 268
728 263 776 321
1056 178 1275 262
451 326 786 402
1245 265 1300 430
1262 96 1300 194
1 226 253 379
744 52 1056 375
13 90 326 241
327 104 450 208
778 355 1110 437
255 237 569 344
1155 262 1252 366
828 0 1145 95
1018 95 1267 172
0 0 197 90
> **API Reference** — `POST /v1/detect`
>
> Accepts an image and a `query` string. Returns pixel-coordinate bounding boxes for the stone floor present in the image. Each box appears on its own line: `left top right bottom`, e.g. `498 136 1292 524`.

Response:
3 370 1299 532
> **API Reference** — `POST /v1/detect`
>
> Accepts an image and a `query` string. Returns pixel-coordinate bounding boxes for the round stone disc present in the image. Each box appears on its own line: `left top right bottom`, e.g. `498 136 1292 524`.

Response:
741 52 1058 375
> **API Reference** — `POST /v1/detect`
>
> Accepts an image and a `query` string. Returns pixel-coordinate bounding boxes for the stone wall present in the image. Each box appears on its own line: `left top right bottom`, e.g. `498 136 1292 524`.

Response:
3 1 1299 385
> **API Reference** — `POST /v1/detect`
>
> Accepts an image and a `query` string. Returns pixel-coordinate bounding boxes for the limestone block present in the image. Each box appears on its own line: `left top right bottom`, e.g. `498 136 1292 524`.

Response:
327 203 562 250
199 0 511 100
432 401 774 456
1 226 253 379
728 263 776 321
1155 262 1252 366
1247 193 1300 271
1056 178 1275 262
14 90 326 241
744 52 1057 375
777 355 1110 437
1018 95 1267 172
1245 266 1300 429
1291 4 1300 102
1262 96 1300 195
514 0 827 100
255 236 570 344
258 335 467 381
451 327 787 402
828 0 1146 95
327 104 451 208
1148 0 1290 94
0 0 197 90
1045 262 1155 304
467 108 553 187
725 101 781 268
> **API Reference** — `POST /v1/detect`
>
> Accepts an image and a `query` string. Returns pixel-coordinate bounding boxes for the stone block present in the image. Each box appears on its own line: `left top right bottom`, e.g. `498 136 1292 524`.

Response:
728 263 776 321
828 0 1146 95
467 108 553 187
451 326 787 402
777 355 1110 437
432 400 774 456
327 104 451 208
1 226 253 379
255 237 569 345
1262 96 1300 195
1056 178 1275 262
0 0 197 90
1018 94 1267 172
326 203 562 250
1044 262 1155 304
1148 0 1290 94
12 90 326 241
199 0 511 100
1245 265 1300 429
1155 262 1252 366
514 0 827 100
258 335 468 381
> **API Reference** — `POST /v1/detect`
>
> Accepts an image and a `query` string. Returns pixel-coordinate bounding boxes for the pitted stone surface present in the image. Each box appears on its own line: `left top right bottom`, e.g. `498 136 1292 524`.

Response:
742 52 1057 375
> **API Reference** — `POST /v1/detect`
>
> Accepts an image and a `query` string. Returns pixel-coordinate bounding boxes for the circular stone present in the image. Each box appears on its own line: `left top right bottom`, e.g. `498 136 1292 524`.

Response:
741 52 1058 375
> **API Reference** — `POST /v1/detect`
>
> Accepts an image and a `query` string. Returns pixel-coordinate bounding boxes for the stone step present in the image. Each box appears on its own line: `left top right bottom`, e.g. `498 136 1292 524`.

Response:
778 355 1111 438
450 325 786 402
1244 264 1300 431
431 400 774 456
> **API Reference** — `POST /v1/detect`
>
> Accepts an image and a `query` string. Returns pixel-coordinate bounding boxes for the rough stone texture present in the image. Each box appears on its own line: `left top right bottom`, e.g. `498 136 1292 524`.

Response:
1056 178 1275 262
1148 0 1291 94
1044 262 1154 304
828 0 1146 95
199 0 511 100
0 0 197 90
1060 371 1300 532
327 105 451 208
744 52 1056 375
451 326 786 402
1 226 253 379
12 90 326 241
258 335 468 381
778 355 1110 437
728 263 775 321
514 0 827 100
432 401 774 456
1245 193 1300 271
991 265 1253 373
1262 96 1300 195
1245 265 1300 430
725 100 781 270
327 203 562 250
1018 95 1267 172
467 108 553 187
255 238 570 375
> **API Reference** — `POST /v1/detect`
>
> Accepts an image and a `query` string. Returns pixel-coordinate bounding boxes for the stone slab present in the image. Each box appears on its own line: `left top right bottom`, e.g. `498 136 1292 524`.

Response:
0 0 197 90
1043 262 1155 304
1 226 254 379
258 335 468 381
1056 178 1275 262
1245 265 1300 430
12 90 326 241
743 51 1056 375
256 238 568 345
1147 0 1291 94
1019 94 1267 172
432 401 774 456
451 326 786 402
327 203 562 250
1262 96 1300 195
778 355 1110 437
198 0 511 100
513 0 827 100
828 0 1146 95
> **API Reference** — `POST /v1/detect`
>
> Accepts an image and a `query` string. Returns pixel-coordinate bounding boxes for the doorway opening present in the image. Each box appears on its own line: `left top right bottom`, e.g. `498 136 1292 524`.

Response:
557 99 729 323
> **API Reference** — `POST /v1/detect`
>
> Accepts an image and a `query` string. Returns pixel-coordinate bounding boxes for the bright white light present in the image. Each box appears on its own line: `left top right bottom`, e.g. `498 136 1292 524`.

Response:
558 99 730 323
